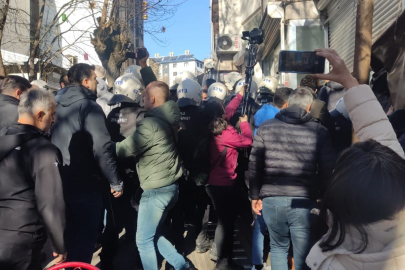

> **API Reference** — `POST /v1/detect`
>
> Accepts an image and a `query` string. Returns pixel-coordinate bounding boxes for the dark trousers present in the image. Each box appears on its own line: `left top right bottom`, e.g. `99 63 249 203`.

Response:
194 185 211 244
100 189 138 266
0 229 47 270
65 190 103 264
206 185 239 264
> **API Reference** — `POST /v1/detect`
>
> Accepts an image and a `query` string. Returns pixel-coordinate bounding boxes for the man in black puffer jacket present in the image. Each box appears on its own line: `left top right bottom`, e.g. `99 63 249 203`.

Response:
249 87 336 270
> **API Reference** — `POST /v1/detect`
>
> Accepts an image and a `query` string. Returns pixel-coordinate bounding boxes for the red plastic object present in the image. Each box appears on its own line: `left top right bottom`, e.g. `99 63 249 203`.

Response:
47 262 99 270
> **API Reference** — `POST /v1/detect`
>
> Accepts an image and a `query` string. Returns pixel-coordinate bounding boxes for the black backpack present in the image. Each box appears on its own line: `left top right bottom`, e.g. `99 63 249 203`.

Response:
191 136 227 186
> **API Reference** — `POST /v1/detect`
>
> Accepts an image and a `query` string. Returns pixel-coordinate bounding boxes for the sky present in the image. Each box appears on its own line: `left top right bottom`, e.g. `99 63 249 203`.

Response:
144 0 211 61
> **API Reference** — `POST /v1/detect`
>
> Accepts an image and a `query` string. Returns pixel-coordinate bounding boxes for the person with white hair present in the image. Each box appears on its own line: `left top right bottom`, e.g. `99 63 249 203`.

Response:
0 90 66 269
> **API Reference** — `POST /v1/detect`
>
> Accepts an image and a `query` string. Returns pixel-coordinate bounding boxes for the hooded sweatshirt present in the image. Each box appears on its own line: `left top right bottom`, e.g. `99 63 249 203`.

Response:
51 84 122 194
116 100 183 189
254 104 280 135
96 78 115 116
0 93 19 129
0 124 66 253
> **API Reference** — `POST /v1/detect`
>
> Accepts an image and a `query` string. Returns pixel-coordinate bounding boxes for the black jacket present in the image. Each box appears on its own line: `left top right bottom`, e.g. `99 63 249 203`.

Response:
0 124 66 253
0 93 19 129
51 85 122 194
177 105 204 170
249 106 336 200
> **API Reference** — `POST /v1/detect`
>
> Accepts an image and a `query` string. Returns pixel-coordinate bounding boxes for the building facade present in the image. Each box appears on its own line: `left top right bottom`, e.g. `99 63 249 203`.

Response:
150 52 204 86
210 0 405 89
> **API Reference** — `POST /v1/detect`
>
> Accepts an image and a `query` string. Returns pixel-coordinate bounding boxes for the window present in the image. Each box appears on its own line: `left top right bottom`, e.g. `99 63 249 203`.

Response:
164 65 168 69
173 64 177 68
173 72 177 76
184 62 189 67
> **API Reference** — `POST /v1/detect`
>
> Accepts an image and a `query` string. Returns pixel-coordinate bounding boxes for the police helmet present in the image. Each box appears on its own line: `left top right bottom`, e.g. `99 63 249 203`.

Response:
207 82 227 101
259 76 279 94
224 72 242 91
176 79 202 107
113 74 144 104
31 80 49 91
235 79 258 95
124 65 144 86
334 98 350 121
175 71 197 84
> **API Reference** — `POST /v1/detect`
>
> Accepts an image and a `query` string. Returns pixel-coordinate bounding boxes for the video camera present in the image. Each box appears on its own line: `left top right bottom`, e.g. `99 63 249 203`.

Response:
242 28 264 45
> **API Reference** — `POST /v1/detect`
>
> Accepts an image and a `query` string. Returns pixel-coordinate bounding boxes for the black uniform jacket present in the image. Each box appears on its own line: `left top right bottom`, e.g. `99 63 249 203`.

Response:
0 124 66 253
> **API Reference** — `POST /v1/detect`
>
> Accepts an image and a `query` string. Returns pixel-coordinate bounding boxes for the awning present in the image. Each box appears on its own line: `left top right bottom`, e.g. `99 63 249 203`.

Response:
259 3 283 60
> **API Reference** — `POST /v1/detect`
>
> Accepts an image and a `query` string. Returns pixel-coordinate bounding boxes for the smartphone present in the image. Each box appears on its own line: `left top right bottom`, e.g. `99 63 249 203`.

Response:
125 48 148 60
278 50 325 74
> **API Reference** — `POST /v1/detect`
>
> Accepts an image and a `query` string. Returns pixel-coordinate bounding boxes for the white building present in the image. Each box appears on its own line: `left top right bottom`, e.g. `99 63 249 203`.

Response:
151 51 204 86
1 0 140 87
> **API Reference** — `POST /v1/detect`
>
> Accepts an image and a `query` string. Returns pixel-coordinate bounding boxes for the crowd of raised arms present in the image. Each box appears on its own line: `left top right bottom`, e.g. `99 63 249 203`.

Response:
1 48 405 270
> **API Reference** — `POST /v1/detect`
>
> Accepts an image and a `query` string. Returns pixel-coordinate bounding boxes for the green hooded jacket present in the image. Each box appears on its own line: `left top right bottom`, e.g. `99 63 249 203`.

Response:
116 100 183 189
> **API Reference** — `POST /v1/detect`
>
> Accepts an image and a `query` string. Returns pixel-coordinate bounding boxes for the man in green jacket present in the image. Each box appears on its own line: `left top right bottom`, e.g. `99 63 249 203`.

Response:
116 81 192 270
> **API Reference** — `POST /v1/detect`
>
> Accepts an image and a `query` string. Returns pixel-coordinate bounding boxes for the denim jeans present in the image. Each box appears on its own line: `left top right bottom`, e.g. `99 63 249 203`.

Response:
262 197 317 270
136 182 188 270
251 212 268 265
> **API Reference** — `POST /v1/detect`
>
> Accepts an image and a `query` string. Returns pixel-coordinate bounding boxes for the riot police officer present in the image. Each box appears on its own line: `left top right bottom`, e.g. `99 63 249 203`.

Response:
174 79 215 254
255 76 279 106
100 74 148 270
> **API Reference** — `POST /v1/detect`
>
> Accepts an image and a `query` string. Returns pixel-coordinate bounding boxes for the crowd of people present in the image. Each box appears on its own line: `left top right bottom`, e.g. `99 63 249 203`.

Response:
0 47 405 270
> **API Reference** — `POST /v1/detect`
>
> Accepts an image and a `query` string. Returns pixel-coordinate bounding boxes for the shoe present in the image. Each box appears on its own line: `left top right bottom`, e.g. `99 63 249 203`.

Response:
196 239 213 253
209 242 218 261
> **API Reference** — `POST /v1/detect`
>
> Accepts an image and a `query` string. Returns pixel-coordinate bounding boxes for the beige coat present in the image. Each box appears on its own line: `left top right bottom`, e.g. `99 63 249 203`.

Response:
306 85 405 270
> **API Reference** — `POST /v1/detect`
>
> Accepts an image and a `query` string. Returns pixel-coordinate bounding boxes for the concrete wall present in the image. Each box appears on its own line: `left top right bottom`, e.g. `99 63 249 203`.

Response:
218 0 242 35
2 0 30 61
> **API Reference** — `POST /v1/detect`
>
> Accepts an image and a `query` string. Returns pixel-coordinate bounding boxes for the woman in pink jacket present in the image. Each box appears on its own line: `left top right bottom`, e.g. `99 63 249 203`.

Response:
203 86 253 270
305 49 405 270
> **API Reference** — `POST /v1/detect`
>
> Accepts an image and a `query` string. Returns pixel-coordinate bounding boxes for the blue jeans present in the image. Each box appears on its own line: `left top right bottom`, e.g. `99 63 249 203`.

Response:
136 183 188 270
262 197 317 270
252 212 268 265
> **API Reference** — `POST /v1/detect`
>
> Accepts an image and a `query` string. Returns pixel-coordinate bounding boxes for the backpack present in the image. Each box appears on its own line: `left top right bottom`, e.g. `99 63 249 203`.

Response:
191 136 227 186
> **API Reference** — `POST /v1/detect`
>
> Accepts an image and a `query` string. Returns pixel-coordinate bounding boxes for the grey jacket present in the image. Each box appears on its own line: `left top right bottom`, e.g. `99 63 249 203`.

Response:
96 78 116 116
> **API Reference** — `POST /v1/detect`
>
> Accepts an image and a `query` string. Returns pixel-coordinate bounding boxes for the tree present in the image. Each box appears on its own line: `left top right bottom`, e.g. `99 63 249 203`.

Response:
90 0 184 86
0 0 96 81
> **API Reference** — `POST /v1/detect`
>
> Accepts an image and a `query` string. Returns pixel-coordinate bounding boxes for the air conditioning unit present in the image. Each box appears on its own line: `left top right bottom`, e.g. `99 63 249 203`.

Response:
216 34 241 54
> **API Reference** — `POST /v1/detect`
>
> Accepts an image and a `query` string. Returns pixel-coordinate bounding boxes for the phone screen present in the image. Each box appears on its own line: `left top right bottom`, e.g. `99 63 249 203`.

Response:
278 51 325 74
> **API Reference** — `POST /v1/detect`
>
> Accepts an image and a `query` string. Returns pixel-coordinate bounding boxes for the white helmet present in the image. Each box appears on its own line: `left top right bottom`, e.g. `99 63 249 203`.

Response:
207 82 227 101
260 76 279 94
31 80 49 91
224 72 242 91
113 74 144 104
176 79 202 107
335 98 350 121
124 65 144 85
174 71 196 84
235 79 258 95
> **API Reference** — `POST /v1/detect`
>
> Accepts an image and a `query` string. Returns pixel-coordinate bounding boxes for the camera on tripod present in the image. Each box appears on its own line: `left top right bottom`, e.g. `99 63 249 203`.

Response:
242 28 264 45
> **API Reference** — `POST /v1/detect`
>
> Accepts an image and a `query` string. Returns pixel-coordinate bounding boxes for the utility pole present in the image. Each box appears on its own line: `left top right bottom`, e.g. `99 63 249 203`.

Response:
353 0 375 84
